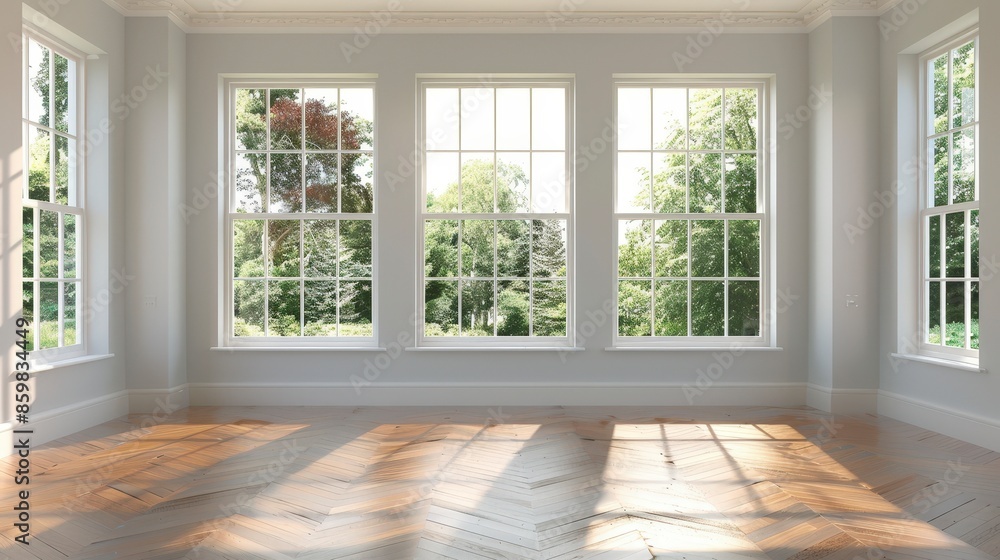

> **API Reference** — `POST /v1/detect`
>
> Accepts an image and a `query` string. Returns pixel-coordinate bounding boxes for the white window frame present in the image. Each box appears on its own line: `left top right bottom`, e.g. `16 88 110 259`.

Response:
223 77 379 348
416 75 576 348
917 29 979 365
612 77 771 349
21 29 87 362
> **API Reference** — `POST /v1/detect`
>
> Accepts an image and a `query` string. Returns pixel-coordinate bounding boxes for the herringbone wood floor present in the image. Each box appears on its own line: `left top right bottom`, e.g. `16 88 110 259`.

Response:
2 406 1000 559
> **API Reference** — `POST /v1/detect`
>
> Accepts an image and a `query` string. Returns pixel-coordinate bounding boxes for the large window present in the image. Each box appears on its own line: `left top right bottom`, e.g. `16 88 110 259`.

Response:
226 81 376 346
22 32 84 359
418 77 573 346
920 31 979 362
614 80 767 347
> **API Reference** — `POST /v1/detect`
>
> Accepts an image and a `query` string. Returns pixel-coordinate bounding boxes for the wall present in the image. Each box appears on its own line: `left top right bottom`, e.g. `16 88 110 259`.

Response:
878 0 1000 451
184 32 812 406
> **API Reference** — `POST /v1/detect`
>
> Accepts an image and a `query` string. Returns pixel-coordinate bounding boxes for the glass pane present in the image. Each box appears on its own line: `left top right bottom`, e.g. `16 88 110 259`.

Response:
532 280 566 337
270 88 302 150
64 282 77 346
497 280 530 336
653 88 686 150
619 220 652 278
688 88 723 150
952 41 975 128
729 220 760 278
725 154 757 213
654 220 688 278
654 280 687 336
39 210 58 278
39 282 59 349
952 129 975 204
461 87 495 151
303 280 337 336
340 280 373 336
425 220 459 278
945 212 964 278
497 220 530 278
691 281 725 337
531 152 566 213
22 282 34 351
617 88 651 151
340 220 372 278
268 220 300 278
729 281 760 337
233 220 265 278
426 152 460 212
270 153 302 213
461 220 495 278
27 40 49 126
340 88 374 151
618 280 652 337
235 153 266 213
303 220 337 278
54 135 74 205
944 282 965 348
497 152 531 213
928 215 941 278
971 210 979 278
63 214 77 279
302 88 338 151
653 153 686 213
425 280 459 336
971 282 979 350
305 153 338 213
235 89 267 151
425 88 459 150
532 220 567 278
53 53 73 134
496 88 531 150
932 54 948 135
461 280 494 336
22 208 34 279
268 280 301 336
342 153 374 213
927 281 941 344
725 88 757 151
689 153 722 213
27 127 51 202
233 280 265 337
532 88 565 151
618 152 651 212
691 220 724 278
461 153 495 213
933 136 949 207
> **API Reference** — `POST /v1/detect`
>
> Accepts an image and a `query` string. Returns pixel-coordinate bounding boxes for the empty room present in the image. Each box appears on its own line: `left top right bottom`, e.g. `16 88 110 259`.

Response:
1 0 999 557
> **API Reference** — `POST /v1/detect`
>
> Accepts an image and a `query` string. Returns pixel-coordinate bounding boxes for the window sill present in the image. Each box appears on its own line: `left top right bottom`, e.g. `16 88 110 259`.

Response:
407 346 586 352
890 353 986 373
606 346 783 352
32 353 115 373
211 347 387 352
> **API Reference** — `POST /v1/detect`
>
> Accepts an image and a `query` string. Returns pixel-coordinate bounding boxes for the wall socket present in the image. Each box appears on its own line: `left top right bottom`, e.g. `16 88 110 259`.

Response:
144 296 156 308
846 295 859 308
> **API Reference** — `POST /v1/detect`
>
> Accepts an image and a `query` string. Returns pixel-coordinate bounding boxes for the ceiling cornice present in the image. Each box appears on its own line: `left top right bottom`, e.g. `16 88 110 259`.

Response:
102 0 882 32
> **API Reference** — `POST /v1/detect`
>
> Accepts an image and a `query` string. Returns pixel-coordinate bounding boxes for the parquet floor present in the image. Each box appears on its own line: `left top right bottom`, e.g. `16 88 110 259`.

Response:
2 406 999 559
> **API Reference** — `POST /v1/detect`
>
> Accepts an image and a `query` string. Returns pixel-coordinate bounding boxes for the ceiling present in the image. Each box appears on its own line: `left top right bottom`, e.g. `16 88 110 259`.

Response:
102 0 903 31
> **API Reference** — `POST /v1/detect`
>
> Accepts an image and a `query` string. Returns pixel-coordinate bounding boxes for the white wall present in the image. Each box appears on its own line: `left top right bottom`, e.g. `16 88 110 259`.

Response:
184 32 812 406
878 0 1000 451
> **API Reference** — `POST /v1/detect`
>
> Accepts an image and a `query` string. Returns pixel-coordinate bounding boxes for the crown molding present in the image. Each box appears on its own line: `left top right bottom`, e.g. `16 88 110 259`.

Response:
102 0 882 32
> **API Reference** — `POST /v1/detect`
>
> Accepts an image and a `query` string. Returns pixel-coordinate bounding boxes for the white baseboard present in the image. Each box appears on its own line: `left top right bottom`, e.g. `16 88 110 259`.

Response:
0 390 129 456
807 384 878 414
878 390 1000 453
128 385 190 413
189 382 808 407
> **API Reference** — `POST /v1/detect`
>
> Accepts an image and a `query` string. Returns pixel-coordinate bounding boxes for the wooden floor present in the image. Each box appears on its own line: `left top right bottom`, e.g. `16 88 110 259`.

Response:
2 406 1000 559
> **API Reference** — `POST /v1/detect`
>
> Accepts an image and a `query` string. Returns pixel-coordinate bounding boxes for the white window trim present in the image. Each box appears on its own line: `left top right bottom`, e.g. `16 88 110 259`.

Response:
916 28 979 366
222 77 379 349
612 77 772 349
21 28 88 364
415 76 576 349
